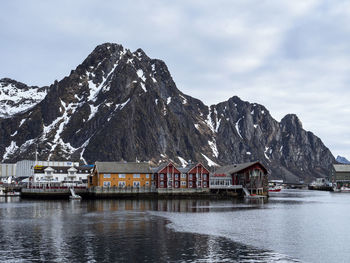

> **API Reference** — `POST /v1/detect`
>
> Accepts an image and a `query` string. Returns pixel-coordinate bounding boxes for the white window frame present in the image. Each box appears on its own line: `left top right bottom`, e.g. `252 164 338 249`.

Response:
133 181 140 187
118 181 126 187
103 181 111 187
104 174 111 178
133 174 140 178
119 174 126 178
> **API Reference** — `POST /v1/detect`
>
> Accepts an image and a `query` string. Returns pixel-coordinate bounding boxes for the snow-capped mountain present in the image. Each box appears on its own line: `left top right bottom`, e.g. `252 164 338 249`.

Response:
0 78 47 118
0 43 335 182
336 155 350 164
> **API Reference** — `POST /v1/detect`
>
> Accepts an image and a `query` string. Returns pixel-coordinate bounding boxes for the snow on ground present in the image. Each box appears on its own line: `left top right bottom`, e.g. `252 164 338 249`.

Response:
179 94 187 105
201 153 219 167
194 124 200 130
205 107 215 133
87 104 100 121
137 69 146 82
264 146 271 161
177 157 188 167
246 152 251 155
235 118 243 139
167 97 172 105
208 140 219 158
140 83 147 92
0 82 47 118
155 99 158 105
2 141 18 161
254 124 258 129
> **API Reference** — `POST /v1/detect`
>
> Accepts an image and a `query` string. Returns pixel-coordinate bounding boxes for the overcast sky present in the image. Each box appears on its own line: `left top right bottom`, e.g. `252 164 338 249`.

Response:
1 0 350 160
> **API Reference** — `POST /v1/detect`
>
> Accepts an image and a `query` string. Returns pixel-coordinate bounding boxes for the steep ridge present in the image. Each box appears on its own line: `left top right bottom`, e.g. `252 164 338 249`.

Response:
0 43 335 182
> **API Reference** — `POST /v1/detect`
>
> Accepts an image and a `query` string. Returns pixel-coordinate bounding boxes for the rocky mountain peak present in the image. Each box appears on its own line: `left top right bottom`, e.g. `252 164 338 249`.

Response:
0 43 336 182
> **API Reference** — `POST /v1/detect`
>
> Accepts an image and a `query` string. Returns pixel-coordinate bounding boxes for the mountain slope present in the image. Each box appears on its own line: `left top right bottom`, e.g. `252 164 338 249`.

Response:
0 43 335 182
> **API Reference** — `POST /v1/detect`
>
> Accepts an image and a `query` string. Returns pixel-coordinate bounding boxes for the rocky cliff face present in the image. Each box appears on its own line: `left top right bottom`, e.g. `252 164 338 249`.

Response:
0 43 335 182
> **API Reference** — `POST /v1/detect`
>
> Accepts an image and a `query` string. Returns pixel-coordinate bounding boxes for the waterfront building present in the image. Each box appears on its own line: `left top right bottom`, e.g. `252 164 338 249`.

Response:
331 164 350 189
0 163 16 183
32 164 92 185
152 162 181 189
179 163 210 189
210 161 268 195
88 162 152 188
16 160 79 180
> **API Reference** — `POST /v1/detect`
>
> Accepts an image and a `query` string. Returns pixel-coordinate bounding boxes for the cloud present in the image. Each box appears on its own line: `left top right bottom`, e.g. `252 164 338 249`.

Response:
0 0 350 159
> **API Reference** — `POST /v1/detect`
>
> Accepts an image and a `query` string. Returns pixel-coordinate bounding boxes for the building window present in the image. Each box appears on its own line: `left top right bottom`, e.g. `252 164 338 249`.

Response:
160 174 164 180
160 181 164 187
168 181 172 187
175 174 179 180
104 174 111 178
175 181 179 188
189 181 193 187
119 174 126 178
146 181 149 186
103 181 111 187
203 182 207 187
118 181 126 187
56 177 58 181
79 177 82 181
203 174 207 180
133 174 140 178
181 174 186 179
181 181 186 186
146 174 150 179
133 181 140 187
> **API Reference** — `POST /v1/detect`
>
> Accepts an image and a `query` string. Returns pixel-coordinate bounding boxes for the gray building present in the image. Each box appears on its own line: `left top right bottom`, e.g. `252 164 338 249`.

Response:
332 164 350 188
0 163 16 183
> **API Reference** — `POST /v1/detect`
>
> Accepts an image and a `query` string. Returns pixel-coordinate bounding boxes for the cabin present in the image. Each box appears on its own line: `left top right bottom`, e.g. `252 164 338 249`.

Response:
210 161 268 195
179 163 210 189
331 164 350 189
88 162 152 188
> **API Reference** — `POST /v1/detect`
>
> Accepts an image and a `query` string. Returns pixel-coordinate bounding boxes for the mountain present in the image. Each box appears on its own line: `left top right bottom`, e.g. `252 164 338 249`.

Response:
0 43 335 182
336 155 350 164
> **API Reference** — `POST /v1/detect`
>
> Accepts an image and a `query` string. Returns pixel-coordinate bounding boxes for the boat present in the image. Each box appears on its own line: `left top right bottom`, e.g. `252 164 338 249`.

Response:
69 187 82 200
340 186 350 193
269 187 282 192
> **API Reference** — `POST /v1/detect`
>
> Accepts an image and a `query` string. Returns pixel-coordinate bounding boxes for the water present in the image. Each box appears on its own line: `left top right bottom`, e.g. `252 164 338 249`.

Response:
0 190 349 262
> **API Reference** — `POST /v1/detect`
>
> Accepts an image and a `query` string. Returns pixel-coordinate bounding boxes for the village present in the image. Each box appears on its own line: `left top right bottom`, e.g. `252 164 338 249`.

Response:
0 159 270 199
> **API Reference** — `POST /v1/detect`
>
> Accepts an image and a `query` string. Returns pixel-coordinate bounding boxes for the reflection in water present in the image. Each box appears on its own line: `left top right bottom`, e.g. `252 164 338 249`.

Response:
0 191 348 262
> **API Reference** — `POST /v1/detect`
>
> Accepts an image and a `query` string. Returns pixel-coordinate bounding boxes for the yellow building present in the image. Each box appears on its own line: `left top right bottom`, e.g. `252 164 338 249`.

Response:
88 162 152 188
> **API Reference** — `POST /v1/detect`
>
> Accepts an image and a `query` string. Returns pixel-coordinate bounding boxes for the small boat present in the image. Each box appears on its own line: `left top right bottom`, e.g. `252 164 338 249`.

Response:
340 186 350 193
69 187 82 200
269 187 281 192
69 195 82 200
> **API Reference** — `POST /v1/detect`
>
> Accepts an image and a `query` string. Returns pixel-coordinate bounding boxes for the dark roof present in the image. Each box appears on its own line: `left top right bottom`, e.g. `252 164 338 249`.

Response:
333 164 350 172
95 162 152 174
178 163 197 173
214 161 266 175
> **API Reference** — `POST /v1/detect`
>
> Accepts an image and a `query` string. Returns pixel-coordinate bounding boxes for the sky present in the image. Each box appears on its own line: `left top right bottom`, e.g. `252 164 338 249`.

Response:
1 0 350 160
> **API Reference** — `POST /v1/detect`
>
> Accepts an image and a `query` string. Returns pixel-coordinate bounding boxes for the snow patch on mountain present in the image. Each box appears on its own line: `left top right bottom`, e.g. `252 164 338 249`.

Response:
201 153 219 167
0 81 47 118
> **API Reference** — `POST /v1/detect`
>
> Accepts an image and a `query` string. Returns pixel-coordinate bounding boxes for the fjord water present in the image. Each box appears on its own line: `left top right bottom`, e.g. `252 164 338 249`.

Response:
0 190 349 262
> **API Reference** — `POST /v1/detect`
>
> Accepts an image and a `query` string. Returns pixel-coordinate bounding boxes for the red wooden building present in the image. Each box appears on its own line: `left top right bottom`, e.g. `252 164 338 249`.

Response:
152 162 181 189
210 161 268 195
179 163 210 189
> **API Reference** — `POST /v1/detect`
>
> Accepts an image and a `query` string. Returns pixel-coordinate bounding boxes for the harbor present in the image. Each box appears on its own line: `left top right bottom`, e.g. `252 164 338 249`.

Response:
0 189 348 263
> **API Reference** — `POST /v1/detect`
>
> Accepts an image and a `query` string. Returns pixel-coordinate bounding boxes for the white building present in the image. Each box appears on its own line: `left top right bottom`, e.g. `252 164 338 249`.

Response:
32 165 92 186
16 160 79 179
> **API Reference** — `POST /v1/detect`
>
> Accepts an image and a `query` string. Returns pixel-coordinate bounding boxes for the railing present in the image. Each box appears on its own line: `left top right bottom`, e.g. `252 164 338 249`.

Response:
209 185 243 189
